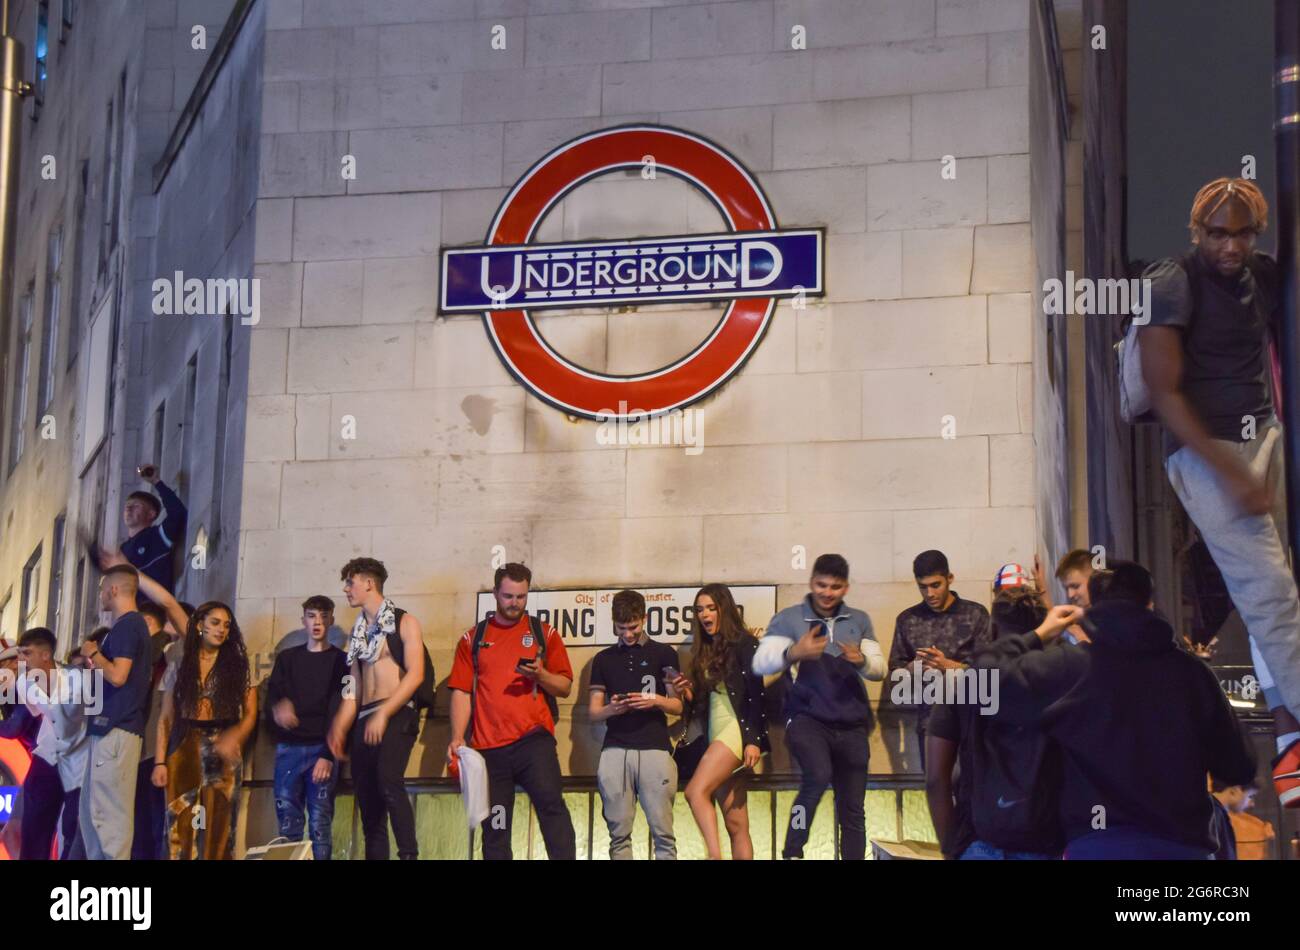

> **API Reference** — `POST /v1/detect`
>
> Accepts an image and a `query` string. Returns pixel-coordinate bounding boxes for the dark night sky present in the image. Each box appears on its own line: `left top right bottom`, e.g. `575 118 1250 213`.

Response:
1126 0 1276 263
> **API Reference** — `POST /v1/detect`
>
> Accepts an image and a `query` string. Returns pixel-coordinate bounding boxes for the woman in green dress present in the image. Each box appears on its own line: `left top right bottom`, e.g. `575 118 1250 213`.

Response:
678 583 768 859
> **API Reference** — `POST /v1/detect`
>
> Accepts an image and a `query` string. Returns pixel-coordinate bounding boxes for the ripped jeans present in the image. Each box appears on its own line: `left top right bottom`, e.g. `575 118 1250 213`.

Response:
273 741 338 860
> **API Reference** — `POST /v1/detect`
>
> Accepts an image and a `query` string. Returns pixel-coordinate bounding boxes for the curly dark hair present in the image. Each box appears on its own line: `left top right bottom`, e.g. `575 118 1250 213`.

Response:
340 557 388 592
686 583 750 694
173 601 250 722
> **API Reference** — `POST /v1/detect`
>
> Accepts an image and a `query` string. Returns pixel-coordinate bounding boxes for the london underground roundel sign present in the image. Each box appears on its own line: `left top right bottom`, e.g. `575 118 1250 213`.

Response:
439 125 824 421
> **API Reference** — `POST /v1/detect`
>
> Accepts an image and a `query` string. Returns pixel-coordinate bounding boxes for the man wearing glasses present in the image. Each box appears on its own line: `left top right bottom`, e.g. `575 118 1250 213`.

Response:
1139 177 1300 806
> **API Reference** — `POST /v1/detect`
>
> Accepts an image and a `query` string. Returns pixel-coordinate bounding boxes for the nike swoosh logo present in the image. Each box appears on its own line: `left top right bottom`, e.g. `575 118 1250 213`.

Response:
996 796 1024 809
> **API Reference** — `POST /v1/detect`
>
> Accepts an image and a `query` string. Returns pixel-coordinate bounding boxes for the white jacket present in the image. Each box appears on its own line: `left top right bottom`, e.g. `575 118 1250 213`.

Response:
23 665 90 791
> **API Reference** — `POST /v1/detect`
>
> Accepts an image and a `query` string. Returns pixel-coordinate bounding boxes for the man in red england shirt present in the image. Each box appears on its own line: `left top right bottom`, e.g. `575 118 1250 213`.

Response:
447 563 576 859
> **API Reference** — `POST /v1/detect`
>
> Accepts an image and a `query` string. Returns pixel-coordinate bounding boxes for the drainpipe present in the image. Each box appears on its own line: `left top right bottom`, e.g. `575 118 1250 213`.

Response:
0 0 30 341
1277 1 1300 576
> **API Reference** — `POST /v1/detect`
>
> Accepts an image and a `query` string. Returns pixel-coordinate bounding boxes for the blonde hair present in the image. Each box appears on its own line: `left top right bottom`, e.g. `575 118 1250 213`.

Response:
1188 177 1269 237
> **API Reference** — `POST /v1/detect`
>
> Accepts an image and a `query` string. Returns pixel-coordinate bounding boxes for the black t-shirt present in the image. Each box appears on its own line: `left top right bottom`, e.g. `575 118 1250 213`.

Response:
1143 251 1276 456
589 639 680 752
927 700 976 859
266 644 350 750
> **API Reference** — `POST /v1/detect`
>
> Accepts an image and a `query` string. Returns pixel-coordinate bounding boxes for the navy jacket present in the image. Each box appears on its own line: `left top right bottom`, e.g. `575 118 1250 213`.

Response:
754 596 885 727
121 479 187 593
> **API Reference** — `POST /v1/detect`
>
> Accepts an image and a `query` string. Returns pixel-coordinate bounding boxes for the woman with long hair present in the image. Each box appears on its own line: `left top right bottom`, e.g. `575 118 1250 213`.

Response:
152 601 256 860
676 583 768 859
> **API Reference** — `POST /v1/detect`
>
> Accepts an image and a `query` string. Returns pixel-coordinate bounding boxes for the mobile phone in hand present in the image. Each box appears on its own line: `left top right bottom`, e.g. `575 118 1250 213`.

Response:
662 666 679 682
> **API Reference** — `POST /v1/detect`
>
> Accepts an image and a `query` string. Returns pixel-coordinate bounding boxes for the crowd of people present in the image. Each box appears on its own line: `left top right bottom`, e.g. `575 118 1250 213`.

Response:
926 555 1267 860
0 175 1298 861
0 533 1286 862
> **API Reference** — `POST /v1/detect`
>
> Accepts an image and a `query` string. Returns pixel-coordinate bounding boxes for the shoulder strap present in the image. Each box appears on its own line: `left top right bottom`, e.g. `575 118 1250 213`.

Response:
463 618 491 746
387 608 408 672
471 618 490 674
530 614 546 662
1246 253 1279 330
1177 251 1201 326
528 614 560 724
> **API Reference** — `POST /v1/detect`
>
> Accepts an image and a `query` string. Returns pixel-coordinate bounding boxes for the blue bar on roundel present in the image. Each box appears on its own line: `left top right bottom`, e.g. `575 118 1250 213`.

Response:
439 229 823 313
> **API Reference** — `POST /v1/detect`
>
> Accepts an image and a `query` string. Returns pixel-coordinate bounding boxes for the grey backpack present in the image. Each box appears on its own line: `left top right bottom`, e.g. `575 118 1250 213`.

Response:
1116 318 1153 423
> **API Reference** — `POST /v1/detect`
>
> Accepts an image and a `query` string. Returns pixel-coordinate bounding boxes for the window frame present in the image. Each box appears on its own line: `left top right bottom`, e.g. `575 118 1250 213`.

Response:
21 543 43 632
8 283 35 472
32 0 50 117
46 514 66 635
38 227 63 415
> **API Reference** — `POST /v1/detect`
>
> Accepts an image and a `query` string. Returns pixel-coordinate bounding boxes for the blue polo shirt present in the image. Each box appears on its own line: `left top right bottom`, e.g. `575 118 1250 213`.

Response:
87 611 152 738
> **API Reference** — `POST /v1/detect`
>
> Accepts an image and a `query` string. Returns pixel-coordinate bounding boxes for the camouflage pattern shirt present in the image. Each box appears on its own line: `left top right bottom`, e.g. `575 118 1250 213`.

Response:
887 593 992 728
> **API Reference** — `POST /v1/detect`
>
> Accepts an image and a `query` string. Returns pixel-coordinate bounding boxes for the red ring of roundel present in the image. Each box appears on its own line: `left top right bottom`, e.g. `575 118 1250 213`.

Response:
482 126 777 420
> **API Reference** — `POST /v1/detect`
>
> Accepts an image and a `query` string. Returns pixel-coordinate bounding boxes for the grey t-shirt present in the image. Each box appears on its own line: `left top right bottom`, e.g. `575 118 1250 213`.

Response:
1141 251 1276 457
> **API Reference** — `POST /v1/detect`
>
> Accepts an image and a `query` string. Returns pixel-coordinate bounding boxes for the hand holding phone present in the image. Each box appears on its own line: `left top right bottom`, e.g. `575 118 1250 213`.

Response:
667 672 693 700
789 624 830 663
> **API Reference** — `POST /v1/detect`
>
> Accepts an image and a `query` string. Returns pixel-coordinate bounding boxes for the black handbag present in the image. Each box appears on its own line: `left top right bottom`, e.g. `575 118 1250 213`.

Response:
671 649 709 784
672 733 707 785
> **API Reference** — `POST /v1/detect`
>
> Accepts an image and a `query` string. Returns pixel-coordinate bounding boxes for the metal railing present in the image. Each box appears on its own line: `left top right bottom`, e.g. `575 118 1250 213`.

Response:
237 772 932 860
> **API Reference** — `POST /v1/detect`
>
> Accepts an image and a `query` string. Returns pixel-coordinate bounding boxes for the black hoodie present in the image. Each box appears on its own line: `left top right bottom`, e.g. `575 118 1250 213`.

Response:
975 601 1256 852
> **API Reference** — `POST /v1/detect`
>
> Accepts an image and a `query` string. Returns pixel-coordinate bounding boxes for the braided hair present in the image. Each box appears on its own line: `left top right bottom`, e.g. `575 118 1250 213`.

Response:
1188 177 1269 238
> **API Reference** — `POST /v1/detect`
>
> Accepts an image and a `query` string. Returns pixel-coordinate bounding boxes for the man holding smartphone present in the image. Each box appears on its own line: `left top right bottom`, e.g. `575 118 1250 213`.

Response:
887 550 992 766
588 589 682 860
753 554 885 860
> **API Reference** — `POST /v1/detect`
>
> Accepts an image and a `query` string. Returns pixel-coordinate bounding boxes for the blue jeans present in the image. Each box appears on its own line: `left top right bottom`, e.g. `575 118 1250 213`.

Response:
1065 828 1212 860
960 839 1058 860
273 742 337 861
